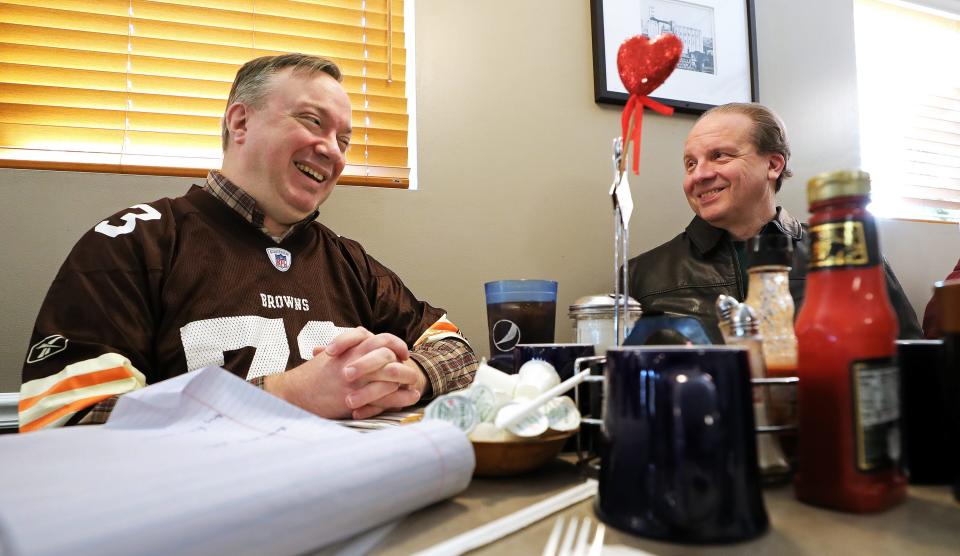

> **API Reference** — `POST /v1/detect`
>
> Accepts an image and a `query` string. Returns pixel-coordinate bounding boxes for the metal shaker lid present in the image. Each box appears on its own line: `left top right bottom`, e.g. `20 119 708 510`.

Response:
569 293 641 317
730 303 760 337
715 294 739 326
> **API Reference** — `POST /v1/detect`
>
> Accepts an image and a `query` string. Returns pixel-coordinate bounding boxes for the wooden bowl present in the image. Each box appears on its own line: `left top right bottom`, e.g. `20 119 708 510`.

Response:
471 429 577 477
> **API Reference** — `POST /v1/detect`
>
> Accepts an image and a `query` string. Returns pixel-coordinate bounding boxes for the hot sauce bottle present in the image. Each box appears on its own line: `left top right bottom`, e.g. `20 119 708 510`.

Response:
794 170 906 512
745 234 799 463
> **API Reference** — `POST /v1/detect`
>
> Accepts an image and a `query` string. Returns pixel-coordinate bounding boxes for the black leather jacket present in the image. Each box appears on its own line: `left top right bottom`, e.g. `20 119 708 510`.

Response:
627 207 922 344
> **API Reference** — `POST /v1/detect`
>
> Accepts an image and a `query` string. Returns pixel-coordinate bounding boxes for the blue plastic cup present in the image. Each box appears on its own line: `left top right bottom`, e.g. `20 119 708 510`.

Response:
484 280 558 370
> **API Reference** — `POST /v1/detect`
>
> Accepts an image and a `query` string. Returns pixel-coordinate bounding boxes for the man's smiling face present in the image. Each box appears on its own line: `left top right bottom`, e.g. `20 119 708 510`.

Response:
233 67 352 230
681 112 781 234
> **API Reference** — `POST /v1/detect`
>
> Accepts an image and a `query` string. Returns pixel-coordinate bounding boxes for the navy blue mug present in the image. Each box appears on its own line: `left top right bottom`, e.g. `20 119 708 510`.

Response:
595 346 768 543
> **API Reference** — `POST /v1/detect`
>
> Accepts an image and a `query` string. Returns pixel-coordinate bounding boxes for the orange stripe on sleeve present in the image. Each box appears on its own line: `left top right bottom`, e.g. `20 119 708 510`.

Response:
19 393 115 433
427 321 460 334
19 366 136 413
414 316 468 349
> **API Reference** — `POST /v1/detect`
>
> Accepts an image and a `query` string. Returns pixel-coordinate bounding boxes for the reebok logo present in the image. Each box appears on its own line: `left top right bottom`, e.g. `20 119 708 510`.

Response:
27 334 69 364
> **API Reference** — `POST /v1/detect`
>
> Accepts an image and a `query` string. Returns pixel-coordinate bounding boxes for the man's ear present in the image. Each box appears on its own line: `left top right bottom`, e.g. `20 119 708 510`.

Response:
767 152 786 182
223 102 249 146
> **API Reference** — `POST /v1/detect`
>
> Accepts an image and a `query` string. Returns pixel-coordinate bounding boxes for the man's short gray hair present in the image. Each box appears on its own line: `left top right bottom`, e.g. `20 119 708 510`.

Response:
700 102 793 193
221 53 343 151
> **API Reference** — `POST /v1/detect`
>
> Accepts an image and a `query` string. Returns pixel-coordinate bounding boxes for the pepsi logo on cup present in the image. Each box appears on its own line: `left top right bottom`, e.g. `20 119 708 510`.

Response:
492 319 521 352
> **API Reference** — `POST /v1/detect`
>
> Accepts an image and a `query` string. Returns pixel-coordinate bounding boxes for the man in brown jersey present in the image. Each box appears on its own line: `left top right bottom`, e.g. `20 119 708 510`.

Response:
19 54 477 431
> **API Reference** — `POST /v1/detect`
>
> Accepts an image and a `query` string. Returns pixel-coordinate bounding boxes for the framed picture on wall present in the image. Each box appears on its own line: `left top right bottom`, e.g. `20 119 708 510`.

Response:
590 0 759 114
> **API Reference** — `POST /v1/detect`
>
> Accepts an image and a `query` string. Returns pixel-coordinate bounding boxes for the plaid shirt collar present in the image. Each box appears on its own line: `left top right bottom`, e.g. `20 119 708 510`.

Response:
203 170 319 243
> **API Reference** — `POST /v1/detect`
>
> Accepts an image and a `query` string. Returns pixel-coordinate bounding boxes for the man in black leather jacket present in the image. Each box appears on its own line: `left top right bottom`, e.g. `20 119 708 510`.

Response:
628 103 921 344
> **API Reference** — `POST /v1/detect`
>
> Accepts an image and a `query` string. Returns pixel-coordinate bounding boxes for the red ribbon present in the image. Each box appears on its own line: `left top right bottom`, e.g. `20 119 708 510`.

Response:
620 95 674 175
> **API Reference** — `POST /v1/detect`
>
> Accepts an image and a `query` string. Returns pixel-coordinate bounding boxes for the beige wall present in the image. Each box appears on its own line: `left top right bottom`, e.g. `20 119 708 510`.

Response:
1 0 956 393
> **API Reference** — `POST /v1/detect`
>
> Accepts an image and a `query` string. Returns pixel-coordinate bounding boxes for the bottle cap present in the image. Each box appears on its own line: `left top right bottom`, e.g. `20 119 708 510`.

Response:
730 303 760 337
746 233 793 269
807 169 871 205
715 294 740 330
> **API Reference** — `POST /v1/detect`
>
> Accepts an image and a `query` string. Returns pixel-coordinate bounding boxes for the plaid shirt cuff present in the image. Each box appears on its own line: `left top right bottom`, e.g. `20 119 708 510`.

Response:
409 337 478 400
76 395 119 425
75 376 269 426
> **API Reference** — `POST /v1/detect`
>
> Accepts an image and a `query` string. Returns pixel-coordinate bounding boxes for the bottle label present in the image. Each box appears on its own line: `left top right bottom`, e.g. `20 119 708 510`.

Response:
809 219 880 271
850 358 901 472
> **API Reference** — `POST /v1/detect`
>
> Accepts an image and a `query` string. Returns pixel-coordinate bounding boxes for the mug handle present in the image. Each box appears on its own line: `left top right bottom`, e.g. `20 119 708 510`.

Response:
573 355 606 425
573 355 606 466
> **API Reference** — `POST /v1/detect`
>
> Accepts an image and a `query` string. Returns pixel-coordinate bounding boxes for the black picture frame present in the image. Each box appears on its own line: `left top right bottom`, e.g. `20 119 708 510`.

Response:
591 0 759 114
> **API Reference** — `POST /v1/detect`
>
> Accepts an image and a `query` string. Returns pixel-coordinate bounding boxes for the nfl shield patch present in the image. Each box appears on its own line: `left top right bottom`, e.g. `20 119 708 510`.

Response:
266 247 292 272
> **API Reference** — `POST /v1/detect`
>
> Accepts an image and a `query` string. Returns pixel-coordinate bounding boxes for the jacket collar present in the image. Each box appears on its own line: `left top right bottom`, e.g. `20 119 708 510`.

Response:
685 206 804 255
765 206 804 240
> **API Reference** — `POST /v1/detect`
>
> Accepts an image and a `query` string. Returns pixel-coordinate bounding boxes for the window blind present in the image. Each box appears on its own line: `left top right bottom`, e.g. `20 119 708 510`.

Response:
0 0 410 188
854 0 960 222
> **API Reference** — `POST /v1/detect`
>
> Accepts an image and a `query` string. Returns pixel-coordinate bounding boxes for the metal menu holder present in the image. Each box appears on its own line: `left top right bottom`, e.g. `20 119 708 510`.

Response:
609 137 633 346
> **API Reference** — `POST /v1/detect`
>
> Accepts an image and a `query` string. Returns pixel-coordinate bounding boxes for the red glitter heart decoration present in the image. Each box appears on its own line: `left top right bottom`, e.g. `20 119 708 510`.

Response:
617 34 683 97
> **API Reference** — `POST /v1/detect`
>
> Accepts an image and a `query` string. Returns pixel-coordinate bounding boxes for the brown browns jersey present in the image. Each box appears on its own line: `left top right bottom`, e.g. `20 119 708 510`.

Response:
20 186 446 430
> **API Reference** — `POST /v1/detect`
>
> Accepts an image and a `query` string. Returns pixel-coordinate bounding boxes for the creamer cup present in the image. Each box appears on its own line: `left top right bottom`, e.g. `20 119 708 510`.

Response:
514 359 560 399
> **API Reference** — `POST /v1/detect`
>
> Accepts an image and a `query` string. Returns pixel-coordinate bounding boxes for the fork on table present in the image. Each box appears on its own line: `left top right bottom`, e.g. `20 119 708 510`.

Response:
542 515 605 556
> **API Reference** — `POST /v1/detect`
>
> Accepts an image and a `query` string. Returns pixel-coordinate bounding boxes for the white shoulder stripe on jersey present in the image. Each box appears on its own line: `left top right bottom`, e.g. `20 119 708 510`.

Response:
19 353 147 431
19 377 145 430
19 353 144 399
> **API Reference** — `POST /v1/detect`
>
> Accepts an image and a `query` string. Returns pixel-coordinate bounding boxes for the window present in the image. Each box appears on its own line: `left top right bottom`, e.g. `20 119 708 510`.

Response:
0 0 413 188
854 0 960 222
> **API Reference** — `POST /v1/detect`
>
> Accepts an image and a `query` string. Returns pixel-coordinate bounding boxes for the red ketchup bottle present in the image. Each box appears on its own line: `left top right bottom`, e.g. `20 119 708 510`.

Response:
794 170 906 512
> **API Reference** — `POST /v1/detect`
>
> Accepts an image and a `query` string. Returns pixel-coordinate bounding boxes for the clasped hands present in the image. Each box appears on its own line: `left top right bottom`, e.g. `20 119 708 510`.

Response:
264 327 428 420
